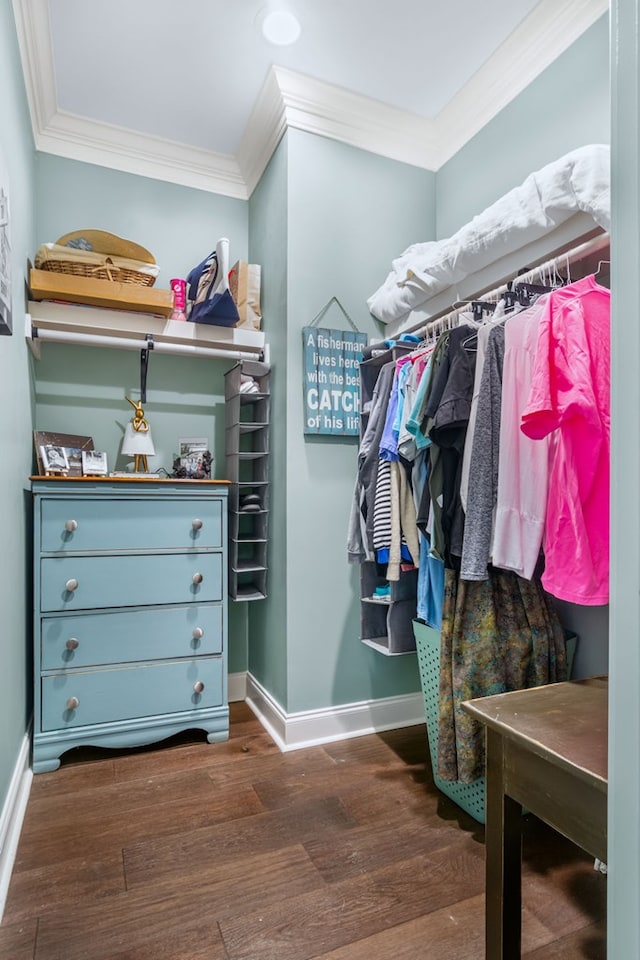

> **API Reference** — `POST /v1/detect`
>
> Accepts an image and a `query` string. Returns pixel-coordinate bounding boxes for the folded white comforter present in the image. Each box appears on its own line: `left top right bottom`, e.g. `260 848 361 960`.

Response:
367 144 610 326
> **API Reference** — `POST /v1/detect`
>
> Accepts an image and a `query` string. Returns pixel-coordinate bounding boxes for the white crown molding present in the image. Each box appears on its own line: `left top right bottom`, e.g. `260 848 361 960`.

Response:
433 0 609 166
268 65 439 171
12 0 607 197
11 0 57 133
237 67 289 197
11 0 246 198
37 110 248 199
245 672 425 753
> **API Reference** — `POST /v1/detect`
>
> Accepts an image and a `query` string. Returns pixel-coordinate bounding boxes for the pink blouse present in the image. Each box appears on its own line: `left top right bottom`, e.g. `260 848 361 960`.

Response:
521 275 610 605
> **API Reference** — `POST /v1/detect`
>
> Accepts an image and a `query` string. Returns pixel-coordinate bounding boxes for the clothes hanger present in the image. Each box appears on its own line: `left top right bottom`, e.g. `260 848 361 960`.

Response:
460 298 507 349
513 281 556 307
593 259 611 288
423 305 470 346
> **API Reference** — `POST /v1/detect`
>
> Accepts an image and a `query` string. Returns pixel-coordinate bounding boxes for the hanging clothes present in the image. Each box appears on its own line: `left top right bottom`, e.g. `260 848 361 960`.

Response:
415 447 445 628
459 301 509 512
372 459 420 581
373 355 421 578
426 324 476 565
383 357 413 460
492 296 551 579
459 323 506 580
437 566 567 783
350 236 610 803
521 274 611 605
347 360 396 563
397 350 430 460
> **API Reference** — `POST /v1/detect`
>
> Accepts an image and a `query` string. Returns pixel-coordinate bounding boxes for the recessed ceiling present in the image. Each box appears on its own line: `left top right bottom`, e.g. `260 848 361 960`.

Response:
12 0 607 197
48 0 541 155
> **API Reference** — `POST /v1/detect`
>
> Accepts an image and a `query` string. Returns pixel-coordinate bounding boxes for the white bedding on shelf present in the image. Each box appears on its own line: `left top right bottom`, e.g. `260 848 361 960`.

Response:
367 144 610 327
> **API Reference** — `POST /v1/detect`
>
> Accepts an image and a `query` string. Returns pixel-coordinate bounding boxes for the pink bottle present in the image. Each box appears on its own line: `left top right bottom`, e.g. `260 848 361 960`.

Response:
170 278 187 321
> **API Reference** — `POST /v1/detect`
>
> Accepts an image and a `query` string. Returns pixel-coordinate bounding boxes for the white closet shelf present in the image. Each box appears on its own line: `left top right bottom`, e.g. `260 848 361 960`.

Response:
385 217 607 339
25 300 266 362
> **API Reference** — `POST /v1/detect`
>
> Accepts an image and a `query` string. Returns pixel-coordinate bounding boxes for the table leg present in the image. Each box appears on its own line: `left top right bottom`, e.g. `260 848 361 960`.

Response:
485 728 523 959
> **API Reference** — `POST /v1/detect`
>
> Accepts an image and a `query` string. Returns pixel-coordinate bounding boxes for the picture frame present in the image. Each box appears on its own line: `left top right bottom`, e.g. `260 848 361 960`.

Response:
173 436 212 479
41 444 69 474
33 432 94 477
178 437 211 478
81 450 108 476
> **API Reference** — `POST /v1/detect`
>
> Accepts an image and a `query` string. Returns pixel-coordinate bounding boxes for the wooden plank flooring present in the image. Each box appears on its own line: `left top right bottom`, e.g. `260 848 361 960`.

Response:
0 703 606 959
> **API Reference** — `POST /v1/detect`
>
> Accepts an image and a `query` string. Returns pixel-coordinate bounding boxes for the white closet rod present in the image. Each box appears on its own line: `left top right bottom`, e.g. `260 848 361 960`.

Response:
415 231 610 340
32 327 262 362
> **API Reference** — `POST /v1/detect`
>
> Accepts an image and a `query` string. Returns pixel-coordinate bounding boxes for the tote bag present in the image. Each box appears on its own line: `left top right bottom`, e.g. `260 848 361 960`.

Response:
187 237 239 327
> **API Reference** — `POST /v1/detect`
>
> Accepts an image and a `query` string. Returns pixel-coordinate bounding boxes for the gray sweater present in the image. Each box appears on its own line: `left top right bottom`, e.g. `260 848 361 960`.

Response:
460 324 506 579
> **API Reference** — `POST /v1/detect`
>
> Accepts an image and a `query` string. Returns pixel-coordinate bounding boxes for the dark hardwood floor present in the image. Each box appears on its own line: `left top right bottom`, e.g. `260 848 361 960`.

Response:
0 703 606 959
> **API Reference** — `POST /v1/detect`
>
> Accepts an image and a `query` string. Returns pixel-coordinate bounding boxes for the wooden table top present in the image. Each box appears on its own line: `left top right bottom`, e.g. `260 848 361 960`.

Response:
462 676 608 791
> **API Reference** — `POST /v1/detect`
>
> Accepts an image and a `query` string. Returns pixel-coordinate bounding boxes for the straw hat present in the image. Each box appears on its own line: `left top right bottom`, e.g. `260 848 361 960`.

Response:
55 230 156 264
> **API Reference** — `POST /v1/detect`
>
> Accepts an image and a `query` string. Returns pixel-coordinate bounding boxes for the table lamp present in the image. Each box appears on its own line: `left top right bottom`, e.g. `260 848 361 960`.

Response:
121 397 155 472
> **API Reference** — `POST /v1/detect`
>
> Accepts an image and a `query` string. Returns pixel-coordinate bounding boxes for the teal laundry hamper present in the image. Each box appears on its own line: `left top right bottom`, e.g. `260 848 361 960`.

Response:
412 618 577 825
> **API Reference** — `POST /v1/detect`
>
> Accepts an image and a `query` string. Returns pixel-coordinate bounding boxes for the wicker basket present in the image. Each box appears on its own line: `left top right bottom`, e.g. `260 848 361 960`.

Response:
35 243 159 287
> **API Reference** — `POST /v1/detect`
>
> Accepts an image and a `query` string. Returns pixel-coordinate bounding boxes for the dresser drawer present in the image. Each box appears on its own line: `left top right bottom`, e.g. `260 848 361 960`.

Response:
41 604 223 670
40 497 223 553
40 552 223 612
41 657 223 731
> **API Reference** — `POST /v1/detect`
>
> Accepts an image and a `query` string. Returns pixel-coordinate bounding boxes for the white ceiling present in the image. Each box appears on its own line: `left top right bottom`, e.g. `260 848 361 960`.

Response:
48 0 541 155
13 0 607 198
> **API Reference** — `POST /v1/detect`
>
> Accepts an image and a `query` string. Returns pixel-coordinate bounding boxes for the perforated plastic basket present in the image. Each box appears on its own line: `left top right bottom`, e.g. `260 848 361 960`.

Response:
413 619 487 822
413 619 577 824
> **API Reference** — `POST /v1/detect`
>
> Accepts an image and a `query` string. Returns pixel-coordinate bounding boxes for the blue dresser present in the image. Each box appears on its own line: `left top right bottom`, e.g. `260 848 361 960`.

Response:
32 478 229 773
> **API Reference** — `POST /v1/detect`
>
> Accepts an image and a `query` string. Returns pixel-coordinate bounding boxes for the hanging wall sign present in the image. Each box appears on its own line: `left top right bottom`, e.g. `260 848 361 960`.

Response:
302 309 368 436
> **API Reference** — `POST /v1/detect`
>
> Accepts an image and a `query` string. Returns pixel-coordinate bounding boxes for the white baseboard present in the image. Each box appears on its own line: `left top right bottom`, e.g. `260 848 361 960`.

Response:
228 671 247 703
245 673 425 753
0 734 32 924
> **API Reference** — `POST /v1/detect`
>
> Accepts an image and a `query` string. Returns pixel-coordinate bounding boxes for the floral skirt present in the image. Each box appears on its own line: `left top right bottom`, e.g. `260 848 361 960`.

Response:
437 567 567 783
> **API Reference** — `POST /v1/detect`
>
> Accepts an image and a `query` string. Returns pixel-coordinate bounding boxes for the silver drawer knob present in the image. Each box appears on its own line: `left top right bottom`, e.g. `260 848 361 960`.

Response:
64 519 78 532
193 681 205 694
65 638 79 651
192 627 204 640
192 573 203 585
65 578 79 592
66 696 80 710
192 518 203 530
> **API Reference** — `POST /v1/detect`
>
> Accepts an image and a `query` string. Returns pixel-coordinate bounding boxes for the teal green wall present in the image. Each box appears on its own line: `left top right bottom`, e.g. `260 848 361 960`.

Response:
244 130 435 712
32 155 252 675
246 136 289 708
246 129 435 714
33 342 228 482
32 154 249 474
0 3 37 814
35 154 248 289
284 130 435 712
436 15 610 238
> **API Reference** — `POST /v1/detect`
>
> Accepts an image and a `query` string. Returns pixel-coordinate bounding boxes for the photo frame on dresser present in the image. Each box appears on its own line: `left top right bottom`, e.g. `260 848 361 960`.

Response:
33 432 94 477
175 436 212 478
81 449 108 476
